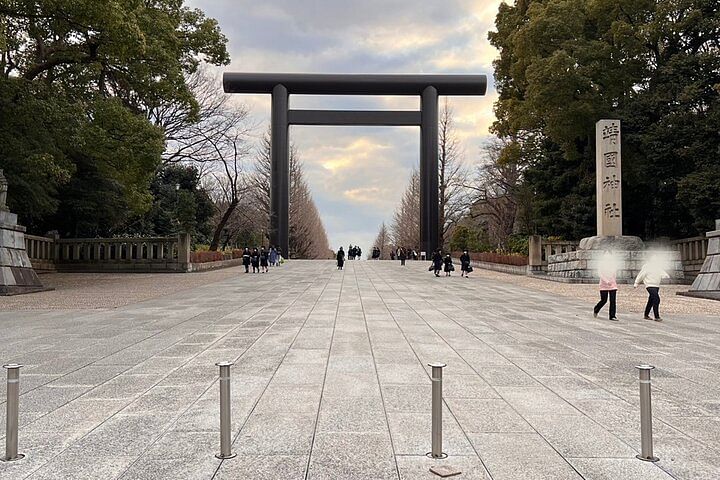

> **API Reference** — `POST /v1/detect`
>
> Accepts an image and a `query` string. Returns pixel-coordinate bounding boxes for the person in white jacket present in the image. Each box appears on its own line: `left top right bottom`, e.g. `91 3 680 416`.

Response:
634 255 670 321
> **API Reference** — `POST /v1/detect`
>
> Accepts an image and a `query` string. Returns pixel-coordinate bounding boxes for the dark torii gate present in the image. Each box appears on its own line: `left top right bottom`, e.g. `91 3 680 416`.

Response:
223 73 487 258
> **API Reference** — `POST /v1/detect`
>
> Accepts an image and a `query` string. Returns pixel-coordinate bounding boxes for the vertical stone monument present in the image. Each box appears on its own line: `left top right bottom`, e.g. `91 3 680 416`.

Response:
0 170 48 295
545 120 682 282
680 220 720 300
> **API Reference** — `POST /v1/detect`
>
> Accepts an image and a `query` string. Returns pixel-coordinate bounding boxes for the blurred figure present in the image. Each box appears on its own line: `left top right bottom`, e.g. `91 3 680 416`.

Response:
443 253 454 276
242 247 251 273
431 249 443 277
634 255 670 321
460 250 471 278
356 247 362 260
337 246 345 270
399 247 406 266
594 250 618 321
269 246 277 267
260 247 269 273
251 247 260 273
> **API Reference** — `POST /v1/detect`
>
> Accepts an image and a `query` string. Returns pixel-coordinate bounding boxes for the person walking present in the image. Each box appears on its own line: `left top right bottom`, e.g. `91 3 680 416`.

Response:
242 247 251 273
431 249 443 277
337 247 345 270
251 247 260 273
460 250 472 278
634 255 670 321
260 247 269 273
399 247 406 266
593 251 618 321
443 253 454 277
269 246 277 267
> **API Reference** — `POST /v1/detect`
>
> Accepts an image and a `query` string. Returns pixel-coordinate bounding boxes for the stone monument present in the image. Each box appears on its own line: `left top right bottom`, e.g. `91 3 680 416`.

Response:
679 220 720 301
0 170 48 295
546 120 682 282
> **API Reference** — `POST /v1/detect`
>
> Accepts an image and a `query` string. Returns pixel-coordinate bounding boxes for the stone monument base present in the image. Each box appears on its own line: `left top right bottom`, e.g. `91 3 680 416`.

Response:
0 210 49 296
677 220 720 301
545 236 683 284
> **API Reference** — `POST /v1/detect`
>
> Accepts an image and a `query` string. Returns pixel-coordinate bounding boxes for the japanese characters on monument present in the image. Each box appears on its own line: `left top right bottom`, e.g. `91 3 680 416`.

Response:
596 119 622 236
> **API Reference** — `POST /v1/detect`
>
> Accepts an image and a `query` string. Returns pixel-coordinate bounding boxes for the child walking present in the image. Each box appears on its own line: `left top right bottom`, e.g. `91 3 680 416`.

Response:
593 251 618 321
634 256 670 322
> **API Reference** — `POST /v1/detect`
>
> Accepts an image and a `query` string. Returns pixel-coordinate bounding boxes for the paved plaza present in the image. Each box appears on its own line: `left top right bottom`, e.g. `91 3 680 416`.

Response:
1 261 719 479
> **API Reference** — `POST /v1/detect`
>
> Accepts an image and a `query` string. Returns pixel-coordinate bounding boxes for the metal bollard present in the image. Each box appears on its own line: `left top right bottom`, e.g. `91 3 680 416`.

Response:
427 362 447 459
215 361 236 460
2 364 24 462
635 365 659 462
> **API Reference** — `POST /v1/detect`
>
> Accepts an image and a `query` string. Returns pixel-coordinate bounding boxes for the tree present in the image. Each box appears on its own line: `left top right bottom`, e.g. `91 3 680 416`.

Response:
438 100 469 247
390 169 420 250
489 0 720 238
372 222 391 259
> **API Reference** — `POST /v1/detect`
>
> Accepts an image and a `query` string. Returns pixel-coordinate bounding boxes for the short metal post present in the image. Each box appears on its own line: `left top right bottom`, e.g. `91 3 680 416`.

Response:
215 361 236 460
2 364 24 462
427 362 447 459
636 365 658 462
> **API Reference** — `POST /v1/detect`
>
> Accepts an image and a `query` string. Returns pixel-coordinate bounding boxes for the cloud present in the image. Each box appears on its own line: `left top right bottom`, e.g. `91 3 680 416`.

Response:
187 0 502 253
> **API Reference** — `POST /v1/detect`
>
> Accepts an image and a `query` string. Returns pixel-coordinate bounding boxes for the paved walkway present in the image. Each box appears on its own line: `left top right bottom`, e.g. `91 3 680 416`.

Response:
1 261 718 479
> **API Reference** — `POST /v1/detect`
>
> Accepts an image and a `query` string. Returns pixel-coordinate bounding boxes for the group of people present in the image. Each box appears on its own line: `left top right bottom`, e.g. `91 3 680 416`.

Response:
429 249 473 277
593 251 670 321
347 245 362 260
390 247 419 263
241 246 282 274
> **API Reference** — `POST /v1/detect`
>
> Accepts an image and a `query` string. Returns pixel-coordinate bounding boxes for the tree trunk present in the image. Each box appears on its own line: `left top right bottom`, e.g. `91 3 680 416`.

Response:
209 199 239 251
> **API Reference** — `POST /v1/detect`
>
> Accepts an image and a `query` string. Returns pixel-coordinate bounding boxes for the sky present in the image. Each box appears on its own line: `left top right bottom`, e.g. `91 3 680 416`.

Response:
188 0 503 254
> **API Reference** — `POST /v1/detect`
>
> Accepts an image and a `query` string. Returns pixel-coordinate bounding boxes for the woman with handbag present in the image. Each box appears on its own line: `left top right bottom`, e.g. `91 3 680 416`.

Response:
460 250 472 278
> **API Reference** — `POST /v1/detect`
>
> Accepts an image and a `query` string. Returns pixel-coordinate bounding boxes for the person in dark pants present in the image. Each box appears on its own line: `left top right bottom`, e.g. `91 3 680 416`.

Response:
594 251 618 321
634 256 670 321
242 247 251 273
337 246 345 270
443 253 454 276
460 250 471 278
260 247 269 273
399 247 406 266
251 247 260 273
431 249 443 277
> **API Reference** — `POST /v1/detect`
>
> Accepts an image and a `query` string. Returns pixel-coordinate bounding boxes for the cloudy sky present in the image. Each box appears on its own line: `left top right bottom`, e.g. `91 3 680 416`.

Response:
189 0 503 253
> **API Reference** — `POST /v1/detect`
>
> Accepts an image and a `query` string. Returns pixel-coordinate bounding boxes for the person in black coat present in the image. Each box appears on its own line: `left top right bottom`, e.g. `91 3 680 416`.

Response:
432 249 443 277
251 248 260 273
460 250 471 277
399 247 407 266
443 253 454 276
242 247 251 273
260 247 269 273
337 247 345 270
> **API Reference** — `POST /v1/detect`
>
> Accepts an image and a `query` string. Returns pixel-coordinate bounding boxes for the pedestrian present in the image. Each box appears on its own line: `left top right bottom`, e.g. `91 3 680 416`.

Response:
593 250 618 321
357 247 362 259
399 247 406 266
443 253 454 277
634 255 670 321
390 249 396 261
276 247 283 266
431 249 443 277
242 247 251 273
269 246 277 267
460 250 471 278
260 247 269 273
337 246 345 270
251 247 260 273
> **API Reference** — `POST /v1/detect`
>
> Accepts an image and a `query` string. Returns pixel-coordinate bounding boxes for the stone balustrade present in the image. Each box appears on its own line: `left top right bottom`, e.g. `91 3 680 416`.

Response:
542 240 580 264
670 236 708 281
24 234 57 272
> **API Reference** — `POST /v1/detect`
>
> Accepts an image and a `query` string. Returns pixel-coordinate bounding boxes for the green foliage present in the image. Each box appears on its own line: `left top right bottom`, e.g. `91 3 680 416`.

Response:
504 234 529 255
449 225 490 252
490 0 720 239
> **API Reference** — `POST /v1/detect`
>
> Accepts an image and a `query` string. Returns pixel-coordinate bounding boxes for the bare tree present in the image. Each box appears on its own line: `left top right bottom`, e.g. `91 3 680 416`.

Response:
372 222 391 259
390 168 420 250
438 99 469 247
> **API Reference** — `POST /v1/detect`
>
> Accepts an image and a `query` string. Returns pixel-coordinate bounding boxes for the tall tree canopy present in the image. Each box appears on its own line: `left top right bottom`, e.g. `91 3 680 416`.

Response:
490 0 719 239
0 0 229 236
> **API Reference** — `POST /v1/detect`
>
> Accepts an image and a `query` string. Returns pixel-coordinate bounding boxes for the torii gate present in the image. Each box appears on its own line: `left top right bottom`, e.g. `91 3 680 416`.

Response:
223 73 487 257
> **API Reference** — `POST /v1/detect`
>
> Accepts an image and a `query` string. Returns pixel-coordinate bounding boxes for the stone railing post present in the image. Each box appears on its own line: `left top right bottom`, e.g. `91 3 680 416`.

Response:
178 233 191 272
528 235 542 274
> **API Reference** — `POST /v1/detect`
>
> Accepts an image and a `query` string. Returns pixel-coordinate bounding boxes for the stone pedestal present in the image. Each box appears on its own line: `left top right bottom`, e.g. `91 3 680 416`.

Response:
679 220 720 301
528 235 543 274
0 210 47 295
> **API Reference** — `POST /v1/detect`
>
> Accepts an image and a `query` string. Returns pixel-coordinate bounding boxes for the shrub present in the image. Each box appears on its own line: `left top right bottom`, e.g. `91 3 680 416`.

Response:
190 250 223 263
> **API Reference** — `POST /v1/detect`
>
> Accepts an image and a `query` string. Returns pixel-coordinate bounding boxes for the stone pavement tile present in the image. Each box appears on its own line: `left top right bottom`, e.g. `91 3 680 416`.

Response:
143 430 216 458
495 386 578 416
18 356 95 375
476 366 539 387
387 411 475 456
470 433 583 480
272 363 327 385
316 396 387 433
0 431 81 480
446 398 534 434
661 416 720 445
323 372 380 397
0 373 61 398
20 385 91 413
327 355 375 373
48 365 130 387
457 349 514 367
307 432 396 480
507 357 572 377
534 374 617 401
70 413 175 457
524 414 636 458
23 398 130 435
443 375 500 399
118 456 221 480
23 450 136 480
376 362 427 385
396 455 491 480
234 412 316 455
653 434 720 479
568 458 675 480
215 455 309 480
120 385 203 415
253 385 322 414
283 348 329 365
382 385 431 413
82 373 164 400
